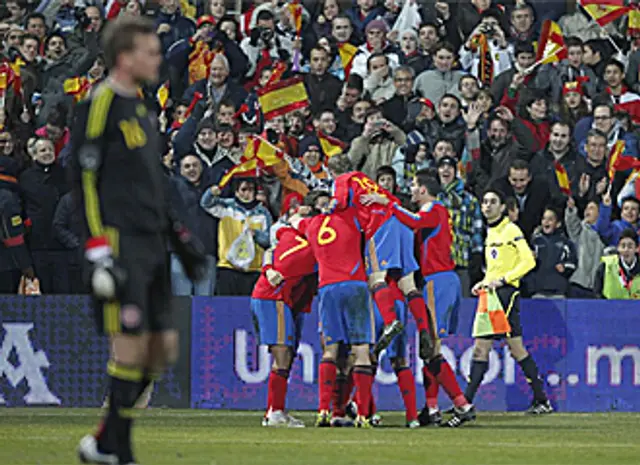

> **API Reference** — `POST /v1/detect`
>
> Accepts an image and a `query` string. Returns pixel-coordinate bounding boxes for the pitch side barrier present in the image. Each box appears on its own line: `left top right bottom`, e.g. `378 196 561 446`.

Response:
1 296 639 412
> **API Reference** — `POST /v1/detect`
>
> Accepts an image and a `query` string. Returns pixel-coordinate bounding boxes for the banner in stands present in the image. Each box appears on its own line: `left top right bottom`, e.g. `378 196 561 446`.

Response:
191 298 640 412
0 296 191 408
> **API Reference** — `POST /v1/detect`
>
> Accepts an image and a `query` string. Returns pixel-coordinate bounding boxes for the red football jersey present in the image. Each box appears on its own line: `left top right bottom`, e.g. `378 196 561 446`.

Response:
252 226 317 311
300 208 367 287
390 201 455 276
332 172 398 240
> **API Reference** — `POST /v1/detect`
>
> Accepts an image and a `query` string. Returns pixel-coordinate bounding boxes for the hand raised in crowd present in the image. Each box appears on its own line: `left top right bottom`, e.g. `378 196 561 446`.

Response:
595 177 608 196
601 183 612 206
494 106 514 122
510 72 525 90
435 2 451 20
462 102 483 129
157 23 172 35
578 173 590 197
567 196 576 210
210 185 221 197
493 27 508 48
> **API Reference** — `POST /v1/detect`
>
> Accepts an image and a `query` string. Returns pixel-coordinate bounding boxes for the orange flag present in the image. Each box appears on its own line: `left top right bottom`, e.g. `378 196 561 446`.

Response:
554 161 571 196
536 20 567 65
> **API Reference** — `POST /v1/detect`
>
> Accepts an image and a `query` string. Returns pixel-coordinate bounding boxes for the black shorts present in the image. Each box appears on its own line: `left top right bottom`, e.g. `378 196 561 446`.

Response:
94 232 174 335
477 285 523 340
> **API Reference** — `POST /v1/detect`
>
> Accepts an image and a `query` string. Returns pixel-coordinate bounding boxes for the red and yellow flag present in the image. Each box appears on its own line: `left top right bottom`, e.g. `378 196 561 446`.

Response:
9 57 24 96
257 76 309 121
317 131 346 158
287 1 303 37
629 7 640 36
64 77 91 103
179 0 196 19
338 43 358 79
218 136 284 187
536 20 567 65
266 61 288 86
614 153 640 172
608 140 626 180
578 0 630 27
554 161 571 196
157 80 170 111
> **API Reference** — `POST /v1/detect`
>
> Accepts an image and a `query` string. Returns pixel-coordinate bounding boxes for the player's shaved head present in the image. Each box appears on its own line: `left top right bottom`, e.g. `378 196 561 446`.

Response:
414 168 442 197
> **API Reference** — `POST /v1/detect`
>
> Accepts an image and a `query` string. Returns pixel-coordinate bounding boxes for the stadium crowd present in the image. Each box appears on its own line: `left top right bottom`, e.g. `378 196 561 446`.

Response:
1 0 640 300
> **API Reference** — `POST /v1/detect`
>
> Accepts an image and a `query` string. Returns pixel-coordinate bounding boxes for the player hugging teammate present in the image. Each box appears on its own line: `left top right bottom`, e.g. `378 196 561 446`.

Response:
251 155 482 428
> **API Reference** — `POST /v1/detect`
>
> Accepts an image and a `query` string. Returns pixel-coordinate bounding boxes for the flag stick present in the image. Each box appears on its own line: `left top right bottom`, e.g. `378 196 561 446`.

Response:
577 3 623 55
523 48 563 75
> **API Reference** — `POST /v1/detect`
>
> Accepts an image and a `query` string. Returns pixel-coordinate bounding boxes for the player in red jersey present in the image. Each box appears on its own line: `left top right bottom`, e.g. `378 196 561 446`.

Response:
327 157 435 361
251 220 317 428
298 201 375 428
361 169 475 428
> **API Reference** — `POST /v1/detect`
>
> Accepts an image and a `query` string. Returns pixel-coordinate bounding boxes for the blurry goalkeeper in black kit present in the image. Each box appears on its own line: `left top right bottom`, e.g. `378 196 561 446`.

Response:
72 16 206 465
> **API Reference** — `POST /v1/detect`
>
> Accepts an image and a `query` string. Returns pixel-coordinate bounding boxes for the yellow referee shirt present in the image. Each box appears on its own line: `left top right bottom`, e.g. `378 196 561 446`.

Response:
484 217 535 288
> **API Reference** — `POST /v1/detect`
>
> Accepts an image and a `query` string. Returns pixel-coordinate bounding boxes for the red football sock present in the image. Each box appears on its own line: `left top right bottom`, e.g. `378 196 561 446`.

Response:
434 359 467 408
344 371 354 405
353 366 374 418
94 419 106 440
396 367 417 422
269 369 289 412
372 284 397 325
422 366 439 409
318 361 337 411
407 292 431 333
332 374 347 417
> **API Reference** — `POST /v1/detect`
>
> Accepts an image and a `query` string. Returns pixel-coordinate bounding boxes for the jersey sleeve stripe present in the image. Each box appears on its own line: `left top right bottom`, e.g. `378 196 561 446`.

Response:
86 87 115 140
82 170 104 237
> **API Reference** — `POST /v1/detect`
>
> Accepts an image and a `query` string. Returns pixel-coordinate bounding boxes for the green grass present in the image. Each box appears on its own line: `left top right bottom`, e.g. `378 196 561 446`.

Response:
0 409 639 465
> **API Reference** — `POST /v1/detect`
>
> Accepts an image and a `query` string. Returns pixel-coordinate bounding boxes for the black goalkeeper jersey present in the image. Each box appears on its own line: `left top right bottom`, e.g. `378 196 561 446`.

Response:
70 82 169 238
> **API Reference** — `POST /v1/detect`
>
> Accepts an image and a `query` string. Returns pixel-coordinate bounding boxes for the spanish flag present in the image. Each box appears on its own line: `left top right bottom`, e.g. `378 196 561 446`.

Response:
257 76 309 121
287 1 303 37
338 43 358 79
536 20 567 65
0 64 8 92
157 81 170 111
614 153 640 172
64 77 91 103
629 7 640 36
578 0 630 27
218 136 284 187
608 140 625 180
317 131 346 158
554 161 571 196
266 61 288 86
9 57 24 96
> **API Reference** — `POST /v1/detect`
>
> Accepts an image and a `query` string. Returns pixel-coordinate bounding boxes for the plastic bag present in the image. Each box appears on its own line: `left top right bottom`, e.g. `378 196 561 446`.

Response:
392 0 421 33
227 222 256 271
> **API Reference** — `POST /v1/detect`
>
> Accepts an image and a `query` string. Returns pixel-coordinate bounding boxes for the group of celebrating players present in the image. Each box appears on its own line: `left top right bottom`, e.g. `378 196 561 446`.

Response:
250 154 553 429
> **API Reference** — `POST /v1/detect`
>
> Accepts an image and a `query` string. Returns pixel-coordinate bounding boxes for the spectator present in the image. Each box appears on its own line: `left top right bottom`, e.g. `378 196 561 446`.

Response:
331 14 358 46
156 0 196 53
414 42 464 105
436 155 484 295
350 19 400 79
304 45 342 116
363 52 395 104
575 103 638 159
392 140 430 194
595 229 640 299
529 206 577 298
381 65 416 130
490 41 536 105
35 105 70 160
419 93 466 155
558 81 590 128
456 0 492 43
270 191 304 244
497 159 550 240
458 74 480 109
298 135 331 182
529 120 586 200
19 138 69 293
346 0 385 38
582 39 606 83
599 59 640 124
343 97 372 142
500 85 551 154
312 0 341 40
399 28 430 76
240 9 292 79
51 191 84 293
348 107 406 178
169 155 218 296
576 130 609 205
418 22 439 56
24 12 46 41
565 196 605 298
183 53 248 113
201 179 272 296
6 0 27 25
596 192 640 247
508 3 537 44
0 154 33 293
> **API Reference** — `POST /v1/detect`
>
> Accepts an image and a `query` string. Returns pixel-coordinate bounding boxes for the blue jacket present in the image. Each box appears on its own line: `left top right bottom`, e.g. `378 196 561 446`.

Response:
529 230 577 296
169 175 218 257
156 11 195 53
346 6 386 36
182 78 248 112
595 202 640 246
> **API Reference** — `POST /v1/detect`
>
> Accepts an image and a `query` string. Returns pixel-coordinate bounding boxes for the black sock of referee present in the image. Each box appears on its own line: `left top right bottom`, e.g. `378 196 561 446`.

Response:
518 355 547 402
104 361 143 464
464 360 489 403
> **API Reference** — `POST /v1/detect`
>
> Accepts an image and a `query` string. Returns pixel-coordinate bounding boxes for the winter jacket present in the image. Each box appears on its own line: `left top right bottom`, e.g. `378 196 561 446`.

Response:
495 176 551 241
414 69 464 105
52 191 82 264
500 90 551 153
156 11 196 53
565 204 605 290
182 78 248 113
458 41 513 81
536 61 598 103
19 162 69 251
304 72 343 115
529 147 587 200
348 124 407 179
529 230 577 296
363 73 395 104
0 173 31 274
595 202 640 247
350 44 401 79
345 6 386 36
382 93 416 130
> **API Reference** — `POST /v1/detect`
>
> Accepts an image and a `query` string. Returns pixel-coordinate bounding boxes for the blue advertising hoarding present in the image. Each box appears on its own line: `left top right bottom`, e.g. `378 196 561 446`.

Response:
190 297 640 412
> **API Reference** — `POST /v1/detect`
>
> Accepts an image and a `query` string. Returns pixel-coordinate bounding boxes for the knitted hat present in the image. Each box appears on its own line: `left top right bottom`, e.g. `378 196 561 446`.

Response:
365 19 388 34
298 135 323 158
196 118 216 134
437 155 458 169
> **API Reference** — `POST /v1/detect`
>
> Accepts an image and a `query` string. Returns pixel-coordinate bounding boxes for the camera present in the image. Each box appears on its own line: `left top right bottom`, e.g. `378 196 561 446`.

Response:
259 27 274 43
75 7 92 29
480 23 495 36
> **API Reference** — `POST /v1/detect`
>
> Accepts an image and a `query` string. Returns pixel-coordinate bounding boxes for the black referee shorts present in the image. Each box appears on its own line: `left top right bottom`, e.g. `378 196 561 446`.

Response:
94 231 174 336
477 285 523 340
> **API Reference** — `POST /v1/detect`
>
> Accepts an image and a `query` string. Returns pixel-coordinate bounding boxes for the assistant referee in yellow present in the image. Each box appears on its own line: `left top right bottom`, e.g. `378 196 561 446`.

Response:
465 187 553 416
